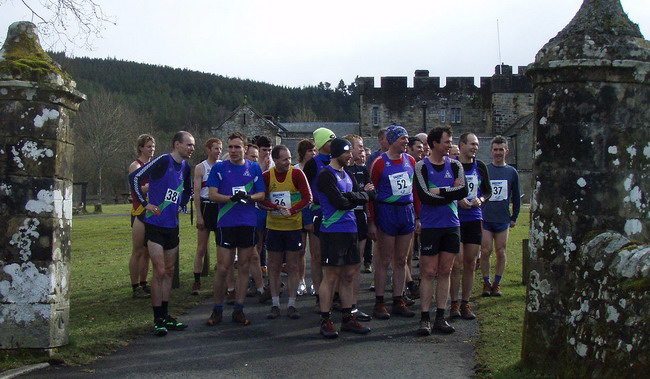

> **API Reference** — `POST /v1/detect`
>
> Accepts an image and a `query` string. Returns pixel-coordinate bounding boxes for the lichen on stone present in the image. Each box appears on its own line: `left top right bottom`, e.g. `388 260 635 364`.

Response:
0 22 72 85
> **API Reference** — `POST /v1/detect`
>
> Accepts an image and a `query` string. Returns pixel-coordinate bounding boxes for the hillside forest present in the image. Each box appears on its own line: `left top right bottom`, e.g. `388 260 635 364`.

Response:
50 53 360 204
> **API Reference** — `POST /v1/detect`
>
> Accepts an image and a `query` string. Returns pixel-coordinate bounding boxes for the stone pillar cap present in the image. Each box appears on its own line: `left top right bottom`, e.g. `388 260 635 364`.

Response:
0 21 75 86
532 0 650 65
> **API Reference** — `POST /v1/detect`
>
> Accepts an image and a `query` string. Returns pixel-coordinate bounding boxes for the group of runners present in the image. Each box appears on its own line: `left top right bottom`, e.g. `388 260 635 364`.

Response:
127 124 520 338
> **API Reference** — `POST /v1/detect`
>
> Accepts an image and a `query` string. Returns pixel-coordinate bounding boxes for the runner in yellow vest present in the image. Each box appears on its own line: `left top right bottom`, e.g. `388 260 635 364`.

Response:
259 145 312 320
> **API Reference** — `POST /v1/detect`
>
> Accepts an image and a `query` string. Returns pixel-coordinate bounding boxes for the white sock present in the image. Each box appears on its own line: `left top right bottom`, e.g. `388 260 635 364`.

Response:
288 297 296 308
258 287 264 294
272 296 280 307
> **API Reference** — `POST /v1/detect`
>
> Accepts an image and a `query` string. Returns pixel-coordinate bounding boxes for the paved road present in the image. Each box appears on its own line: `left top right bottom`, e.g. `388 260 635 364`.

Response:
27 266 477 378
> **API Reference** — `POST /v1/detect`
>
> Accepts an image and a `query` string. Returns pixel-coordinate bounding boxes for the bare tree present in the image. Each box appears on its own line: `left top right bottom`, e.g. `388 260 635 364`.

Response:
1 0 115 49
287 105 319 122
73 90 143 204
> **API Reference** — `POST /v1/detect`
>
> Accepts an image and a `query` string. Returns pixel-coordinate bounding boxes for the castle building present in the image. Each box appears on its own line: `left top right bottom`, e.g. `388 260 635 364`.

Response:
356 64 534 199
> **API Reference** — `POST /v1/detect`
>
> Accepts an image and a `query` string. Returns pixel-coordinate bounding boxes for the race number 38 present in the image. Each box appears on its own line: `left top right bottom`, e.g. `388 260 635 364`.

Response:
489 180 508 201
165 188 180 203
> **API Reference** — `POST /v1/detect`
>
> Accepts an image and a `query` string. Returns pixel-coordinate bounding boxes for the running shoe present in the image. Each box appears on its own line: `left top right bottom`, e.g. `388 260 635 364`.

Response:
417 319 432 336
258 287 272 304
287 306 301 320
206 309 223 326
297 280 307 296
320 318 339 339
491 282 503 297
363 262 372 273
482 281 492 297
232 309 251 326
352 308 372 322
461 303 476 320
341 317 370 335
373 302 390 320
191 281 200 296
267 306 280 319
392 298 415 318
141 283 151 294
403 294 415 306
449 302 461 319
132 286 150 299
433 317 455 334
369 281 375 292
164 315 188 331
309 283 316 296
153 318 168 337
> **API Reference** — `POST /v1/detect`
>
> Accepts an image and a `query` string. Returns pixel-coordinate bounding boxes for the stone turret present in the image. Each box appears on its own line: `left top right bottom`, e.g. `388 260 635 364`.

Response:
0 22 85 349
523 1 650 376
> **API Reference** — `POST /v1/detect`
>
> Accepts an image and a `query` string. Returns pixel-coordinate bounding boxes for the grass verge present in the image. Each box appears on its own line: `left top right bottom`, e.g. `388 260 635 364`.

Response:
473 208 552 378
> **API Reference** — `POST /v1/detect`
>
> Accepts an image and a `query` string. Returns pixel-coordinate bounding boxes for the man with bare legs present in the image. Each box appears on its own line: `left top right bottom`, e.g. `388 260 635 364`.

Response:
413 126 467 335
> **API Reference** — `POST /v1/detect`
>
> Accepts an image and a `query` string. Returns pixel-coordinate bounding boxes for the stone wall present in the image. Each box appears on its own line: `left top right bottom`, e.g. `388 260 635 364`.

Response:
211 103 283 145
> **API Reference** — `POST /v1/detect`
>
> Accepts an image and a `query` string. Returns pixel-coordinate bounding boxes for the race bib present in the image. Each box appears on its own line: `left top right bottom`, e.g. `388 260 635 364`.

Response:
270 191 291 215
389 172 412 197
232 186 247 196
164 188 180 203
466 174 478 200
490 180 508 201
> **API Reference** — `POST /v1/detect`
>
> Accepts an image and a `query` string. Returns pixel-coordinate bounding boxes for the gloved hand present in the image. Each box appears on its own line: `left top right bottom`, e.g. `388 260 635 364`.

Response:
230 191 250 204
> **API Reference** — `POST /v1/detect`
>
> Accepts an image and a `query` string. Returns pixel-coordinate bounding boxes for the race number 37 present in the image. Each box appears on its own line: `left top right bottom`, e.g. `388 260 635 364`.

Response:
489 180 508 201
165 188 180 203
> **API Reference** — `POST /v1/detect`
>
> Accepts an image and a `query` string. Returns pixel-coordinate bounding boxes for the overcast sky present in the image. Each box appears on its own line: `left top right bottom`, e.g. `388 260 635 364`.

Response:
1 0 648 88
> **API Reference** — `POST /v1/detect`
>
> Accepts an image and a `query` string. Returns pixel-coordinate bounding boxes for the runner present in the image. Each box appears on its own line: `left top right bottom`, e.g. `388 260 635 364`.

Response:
317 138 374 338
302 127 336 312
191 138 222 295
128 134 155 299
206 132 265 326
413 126 468 335
415 132 430 158
449 132 491 320
259 145 312 319
343 134 374 321
294 139 317 296
480 136 520 297
131 131 194 336
368 124 418 320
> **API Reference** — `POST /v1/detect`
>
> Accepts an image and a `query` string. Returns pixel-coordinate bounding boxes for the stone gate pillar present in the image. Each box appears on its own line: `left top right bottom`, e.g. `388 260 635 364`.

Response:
0 22 85 348
523 0 649 376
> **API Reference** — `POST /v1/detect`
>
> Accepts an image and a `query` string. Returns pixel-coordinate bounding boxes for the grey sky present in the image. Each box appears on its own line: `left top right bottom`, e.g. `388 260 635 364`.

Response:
1 0 648 88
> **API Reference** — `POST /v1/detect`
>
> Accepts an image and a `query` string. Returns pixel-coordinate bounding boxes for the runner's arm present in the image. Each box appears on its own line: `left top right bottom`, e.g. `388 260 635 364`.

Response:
477 160 492 203
288 168 312 214
510 169 521 223
194 163 205 225
316 170 357 210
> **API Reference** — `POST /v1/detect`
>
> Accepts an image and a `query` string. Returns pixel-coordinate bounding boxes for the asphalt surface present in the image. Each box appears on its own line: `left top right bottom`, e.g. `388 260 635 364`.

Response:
26 262 478 378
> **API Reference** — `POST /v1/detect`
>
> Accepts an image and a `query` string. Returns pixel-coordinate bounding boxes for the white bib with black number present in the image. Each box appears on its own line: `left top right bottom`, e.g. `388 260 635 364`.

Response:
389 172 412 197
466 174 478 200
490 180 507 201
270 191 291 215
165 188 180 203
232 186 247 196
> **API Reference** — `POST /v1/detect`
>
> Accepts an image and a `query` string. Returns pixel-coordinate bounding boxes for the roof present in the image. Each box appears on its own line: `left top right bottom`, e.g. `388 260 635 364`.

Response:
280 122 359 137
215 100 288 133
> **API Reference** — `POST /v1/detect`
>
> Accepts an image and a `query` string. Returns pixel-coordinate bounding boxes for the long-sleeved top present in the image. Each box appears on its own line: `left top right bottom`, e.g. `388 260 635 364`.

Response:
482 163 520 224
